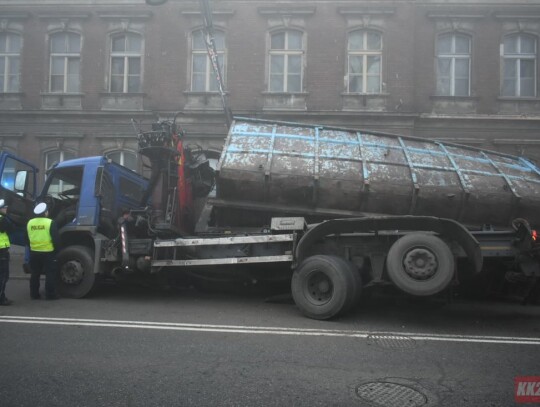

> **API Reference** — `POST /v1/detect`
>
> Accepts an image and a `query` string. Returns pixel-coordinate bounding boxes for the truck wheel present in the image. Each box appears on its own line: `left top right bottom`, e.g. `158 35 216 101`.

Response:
291 255 356 320
386 233 454 296
57 245 96 298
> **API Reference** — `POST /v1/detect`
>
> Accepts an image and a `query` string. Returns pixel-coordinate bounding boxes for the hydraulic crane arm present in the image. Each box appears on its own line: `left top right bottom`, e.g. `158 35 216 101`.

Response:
200 0 233 127
146 0 232 127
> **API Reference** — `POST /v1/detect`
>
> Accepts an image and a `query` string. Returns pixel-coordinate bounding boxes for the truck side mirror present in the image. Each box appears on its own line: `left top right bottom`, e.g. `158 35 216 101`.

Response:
14 170 27 193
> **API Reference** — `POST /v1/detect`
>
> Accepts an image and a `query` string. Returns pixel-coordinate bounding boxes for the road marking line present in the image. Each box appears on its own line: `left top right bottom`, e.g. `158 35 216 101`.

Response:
1 315 539 345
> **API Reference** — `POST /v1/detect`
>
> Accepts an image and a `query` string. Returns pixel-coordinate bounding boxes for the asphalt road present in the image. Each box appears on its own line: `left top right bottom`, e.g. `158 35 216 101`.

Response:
1 266 540 407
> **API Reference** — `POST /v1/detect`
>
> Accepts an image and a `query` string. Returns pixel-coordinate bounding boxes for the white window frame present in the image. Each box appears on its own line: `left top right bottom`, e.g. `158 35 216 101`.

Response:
44 150 77 193
347 30 383 94
45 150 76 171
436 33 471 97
268 29 304 93
190 29 226 92
49 32 81 93
110 32 142 93
502 33 537 97
106 150 138 171
0 32 21 93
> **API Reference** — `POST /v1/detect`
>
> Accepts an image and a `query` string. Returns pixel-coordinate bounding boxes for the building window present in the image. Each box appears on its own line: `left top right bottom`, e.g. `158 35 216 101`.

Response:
0 32 21 93
106 150 137 171
110 33 142 93
44 150 77 193
45 150 76 171
502 33 537 97
347 30 382 94
49 32 81 93
191 29 226 92
436 33 471 97
269 30 304 93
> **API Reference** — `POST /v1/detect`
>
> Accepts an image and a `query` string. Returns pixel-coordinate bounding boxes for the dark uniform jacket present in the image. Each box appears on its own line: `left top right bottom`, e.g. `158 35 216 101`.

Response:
0 213 14 242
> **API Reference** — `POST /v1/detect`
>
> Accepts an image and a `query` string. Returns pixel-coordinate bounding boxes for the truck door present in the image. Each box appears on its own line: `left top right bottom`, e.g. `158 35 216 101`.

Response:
96 163 148 237
95 165 116 237
0 152 38 244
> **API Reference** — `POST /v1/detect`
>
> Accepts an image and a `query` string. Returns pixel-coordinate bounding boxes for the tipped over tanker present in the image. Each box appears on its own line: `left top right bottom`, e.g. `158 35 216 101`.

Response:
211 117 540 229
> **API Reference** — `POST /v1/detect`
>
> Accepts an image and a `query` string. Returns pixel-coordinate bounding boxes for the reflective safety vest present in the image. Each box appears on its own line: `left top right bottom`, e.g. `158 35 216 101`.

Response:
27 218 54 252
0 215 10 249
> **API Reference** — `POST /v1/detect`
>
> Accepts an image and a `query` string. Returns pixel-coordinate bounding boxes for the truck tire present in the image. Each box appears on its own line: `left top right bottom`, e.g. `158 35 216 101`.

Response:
291 255 356 320
346 260 362 311
386 233 454 296
57 245 96 298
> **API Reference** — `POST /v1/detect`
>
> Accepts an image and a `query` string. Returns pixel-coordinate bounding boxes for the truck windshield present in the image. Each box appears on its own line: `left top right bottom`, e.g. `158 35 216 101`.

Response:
45 166 83 199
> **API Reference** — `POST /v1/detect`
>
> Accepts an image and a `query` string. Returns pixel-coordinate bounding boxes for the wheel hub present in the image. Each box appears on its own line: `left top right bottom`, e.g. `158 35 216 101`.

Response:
403 248 437 280
304 270 333 305
318 280 330 293
60 260 84 285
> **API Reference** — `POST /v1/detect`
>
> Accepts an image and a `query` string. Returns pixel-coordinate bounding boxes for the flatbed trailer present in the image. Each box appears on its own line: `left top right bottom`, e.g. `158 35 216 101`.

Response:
147 212 538 319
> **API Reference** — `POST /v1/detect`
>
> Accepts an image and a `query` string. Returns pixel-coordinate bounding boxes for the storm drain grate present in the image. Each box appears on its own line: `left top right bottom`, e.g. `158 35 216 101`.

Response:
367 334 417 349
356 381 427 407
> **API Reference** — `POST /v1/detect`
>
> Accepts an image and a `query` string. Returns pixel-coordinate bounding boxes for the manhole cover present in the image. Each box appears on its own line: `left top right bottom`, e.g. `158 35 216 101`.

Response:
356 381 427 407
367 334 417 349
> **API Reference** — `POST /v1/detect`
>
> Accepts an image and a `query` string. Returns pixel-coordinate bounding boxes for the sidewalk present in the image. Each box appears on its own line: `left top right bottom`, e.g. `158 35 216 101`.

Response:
9 246 30 280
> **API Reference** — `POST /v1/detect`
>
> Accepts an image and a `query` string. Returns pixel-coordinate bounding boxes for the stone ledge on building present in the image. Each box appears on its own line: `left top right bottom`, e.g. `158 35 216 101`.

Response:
430 95 480 115
41 93 84 110
100 93 145 111
497 97 540 116
0 93 23 110
341 93 389 112
261 92 308 111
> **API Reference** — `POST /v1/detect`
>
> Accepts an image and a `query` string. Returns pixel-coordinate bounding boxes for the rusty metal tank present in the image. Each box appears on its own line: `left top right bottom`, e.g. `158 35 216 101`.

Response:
212 117 540 228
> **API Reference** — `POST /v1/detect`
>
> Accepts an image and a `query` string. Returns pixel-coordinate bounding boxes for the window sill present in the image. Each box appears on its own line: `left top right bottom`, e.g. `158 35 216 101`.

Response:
497 96 539 101
430 95 478 114
262 92 308 111
0 92 23 110
183 91 225 111
430 95 479 101
341 92 390 96
41 93 83 110
184 91 224 95
261 91 309 96
41 92 84 95
100 92 145 96
497 96 540 115
341 93 388 111
99 93 145 111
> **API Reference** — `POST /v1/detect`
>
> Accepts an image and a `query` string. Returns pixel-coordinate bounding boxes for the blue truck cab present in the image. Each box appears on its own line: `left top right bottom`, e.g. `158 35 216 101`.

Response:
36 156 148 297
39 156 147 236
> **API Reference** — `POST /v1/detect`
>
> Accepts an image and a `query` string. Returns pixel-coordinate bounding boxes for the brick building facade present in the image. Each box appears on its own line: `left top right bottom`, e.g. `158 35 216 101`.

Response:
0 0 539 187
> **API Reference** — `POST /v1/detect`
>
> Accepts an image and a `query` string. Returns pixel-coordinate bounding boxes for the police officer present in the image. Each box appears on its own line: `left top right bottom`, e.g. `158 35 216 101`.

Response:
27 202 60 300
0 199 13 306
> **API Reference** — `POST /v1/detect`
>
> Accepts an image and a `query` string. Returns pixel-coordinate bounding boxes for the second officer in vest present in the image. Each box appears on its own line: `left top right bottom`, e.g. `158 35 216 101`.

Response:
27 202 60 300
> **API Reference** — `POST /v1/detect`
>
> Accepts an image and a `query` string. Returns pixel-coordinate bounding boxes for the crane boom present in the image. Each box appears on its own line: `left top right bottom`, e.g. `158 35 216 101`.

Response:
199 0 233 127
146 0 233 126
